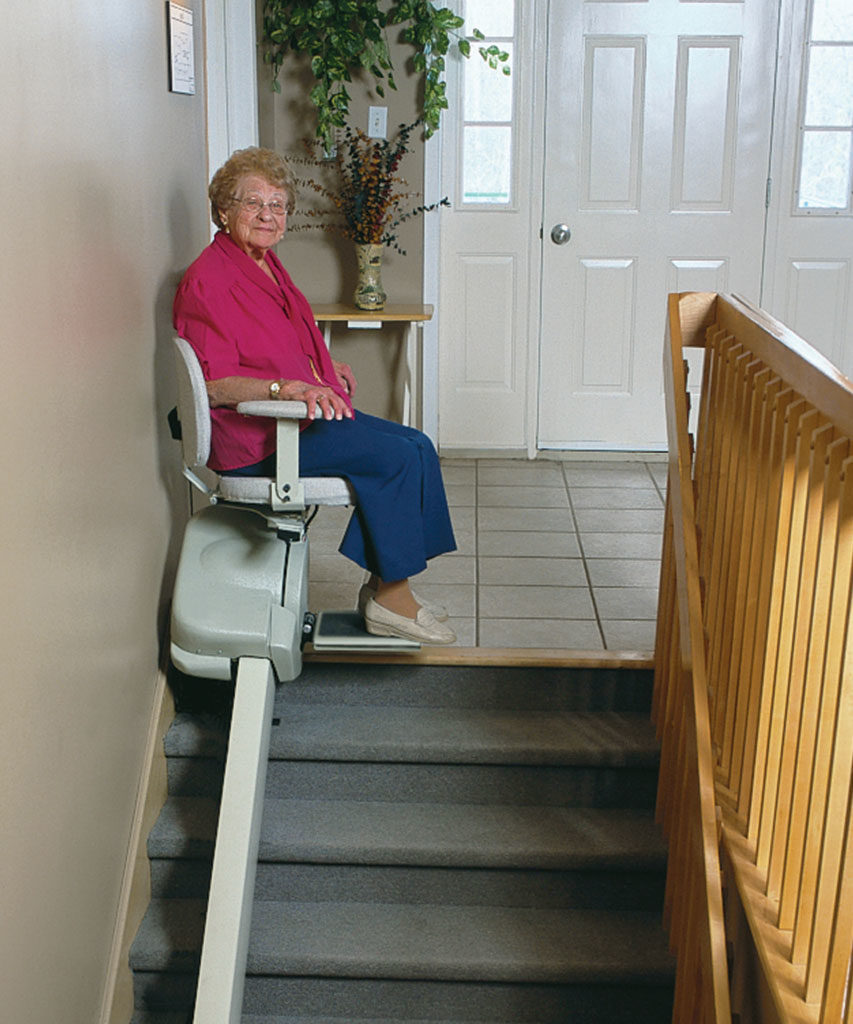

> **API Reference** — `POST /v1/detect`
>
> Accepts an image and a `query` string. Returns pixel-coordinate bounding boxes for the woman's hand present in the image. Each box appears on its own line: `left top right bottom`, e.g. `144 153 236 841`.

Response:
277 378 353 421
206 374 352 421
332 358 357 396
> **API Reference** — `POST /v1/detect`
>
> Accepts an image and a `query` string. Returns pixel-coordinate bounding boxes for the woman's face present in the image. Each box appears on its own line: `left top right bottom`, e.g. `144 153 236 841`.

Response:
220 174 288 259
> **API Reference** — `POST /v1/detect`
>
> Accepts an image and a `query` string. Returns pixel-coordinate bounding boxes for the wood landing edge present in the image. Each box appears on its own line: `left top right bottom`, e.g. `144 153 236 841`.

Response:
305 646 655 669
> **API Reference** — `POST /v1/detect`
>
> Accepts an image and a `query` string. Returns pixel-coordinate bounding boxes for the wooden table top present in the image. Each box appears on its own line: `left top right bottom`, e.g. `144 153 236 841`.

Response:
312 303 434 323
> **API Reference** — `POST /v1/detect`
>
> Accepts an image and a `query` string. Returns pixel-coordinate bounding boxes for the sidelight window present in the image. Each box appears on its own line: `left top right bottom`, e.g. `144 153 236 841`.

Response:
460 0 516 206
796 0 853 213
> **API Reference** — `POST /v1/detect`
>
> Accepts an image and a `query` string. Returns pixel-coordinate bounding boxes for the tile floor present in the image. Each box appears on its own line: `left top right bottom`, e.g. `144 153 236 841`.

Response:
307 458 667 651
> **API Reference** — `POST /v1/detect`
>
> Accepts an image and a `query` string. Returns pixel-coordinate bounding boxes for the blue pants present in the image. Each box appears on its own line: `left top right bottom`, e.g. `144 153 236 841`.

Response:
228 412 456 581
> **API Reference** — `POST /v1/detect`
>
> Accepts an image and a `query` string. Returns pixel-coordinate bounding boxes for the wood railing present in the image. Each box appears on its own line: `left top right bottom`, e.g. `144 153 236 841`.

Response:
655 292 853 1024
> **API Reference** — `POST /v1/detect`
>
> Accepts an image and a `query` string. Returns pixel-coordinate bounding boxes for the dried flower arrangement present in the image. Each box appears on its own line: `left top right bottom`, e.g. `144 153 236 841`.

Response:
289 120 449 255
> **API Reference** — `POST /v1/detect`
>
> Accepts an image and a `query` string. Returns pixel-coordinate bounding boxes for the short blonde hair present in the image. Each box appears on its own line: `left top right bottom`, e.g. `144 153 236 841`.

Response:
208 147 297 229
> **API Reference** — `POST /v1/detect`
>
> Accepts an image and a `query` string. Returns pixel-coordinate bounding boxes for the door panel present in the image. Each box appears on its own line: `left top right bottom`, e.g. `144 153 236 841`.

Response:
537 0 779 450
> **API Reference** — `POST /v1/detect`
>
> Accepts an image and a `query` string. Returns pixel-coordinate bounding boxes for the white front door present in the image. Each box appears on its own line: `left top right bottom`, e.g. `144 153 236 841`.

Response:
536 0 780 450
763 0 853 376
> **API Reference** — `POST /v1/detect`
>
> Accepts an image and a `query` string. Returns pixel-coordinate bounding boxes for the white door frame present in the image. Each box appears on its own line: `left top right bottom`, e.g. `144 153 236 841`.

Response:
422 133 442 442
205 0 259 193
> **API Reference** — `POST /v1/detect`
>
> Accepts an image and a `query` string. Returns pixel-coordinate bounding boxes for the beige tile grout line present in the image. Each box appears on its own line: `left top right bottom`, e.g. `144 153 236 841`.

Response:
561 461 607 650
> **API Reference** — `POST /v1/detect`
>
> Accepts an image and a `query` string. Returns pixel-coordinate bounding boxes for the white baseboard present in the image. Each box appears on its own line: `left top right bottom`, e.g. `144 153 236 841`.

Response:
99 664 176 1024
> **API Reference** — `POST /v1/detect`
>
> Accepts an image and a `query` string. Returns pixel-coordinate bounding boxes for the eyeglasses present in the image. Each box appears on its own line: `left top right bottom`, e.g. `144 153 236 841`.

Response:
231 195 288 216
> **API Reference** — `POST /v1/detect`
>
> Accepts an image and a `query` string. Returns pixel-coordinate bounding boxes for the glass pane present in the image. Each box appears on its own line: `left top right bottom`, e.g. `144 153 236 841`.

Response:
465 0 514 38
462 125 512 203
464 41 514 121
805 46 853 125
811 0 853 42
798 130 852 208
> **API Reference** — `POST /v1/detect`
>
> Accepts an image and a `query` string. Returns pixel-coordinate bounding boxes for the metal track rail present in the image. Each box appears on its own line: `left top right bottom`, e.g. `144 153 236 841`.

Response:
193 657 275 1023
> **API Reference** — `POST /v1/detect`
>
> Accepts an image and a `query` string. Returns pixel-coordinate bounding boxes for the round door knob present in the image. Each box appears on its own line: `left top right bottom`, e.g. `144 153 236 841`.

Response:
550 223 572 245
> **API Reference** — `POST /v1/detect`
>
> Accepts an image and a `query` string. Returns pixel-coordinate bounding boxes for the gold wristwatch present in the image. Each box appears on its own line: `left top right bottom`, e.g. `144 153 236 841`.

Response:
269 379 282 399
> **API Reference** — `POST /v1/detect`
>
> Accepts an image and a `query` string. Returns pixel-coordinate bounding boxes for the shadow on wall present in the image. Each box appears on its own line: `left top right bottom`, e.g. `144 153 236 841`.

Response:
152 186 201 648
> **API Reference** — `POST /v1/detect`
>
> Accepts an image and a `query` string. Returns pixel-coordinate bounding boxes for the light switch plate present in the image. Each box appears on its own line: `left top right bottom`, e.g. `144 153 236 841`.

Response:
368 106 387 139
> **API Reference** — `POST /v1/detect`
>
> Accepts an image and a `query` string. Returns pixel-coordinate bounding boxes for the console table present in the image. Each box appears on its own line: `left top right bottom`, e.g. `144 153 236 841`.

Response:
312 303 434 429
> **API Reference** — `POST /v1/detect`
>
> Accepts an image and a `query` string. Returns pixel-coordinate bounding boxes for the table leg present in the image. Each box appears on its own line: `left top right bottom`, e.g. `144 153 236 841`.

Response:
404 321 423 430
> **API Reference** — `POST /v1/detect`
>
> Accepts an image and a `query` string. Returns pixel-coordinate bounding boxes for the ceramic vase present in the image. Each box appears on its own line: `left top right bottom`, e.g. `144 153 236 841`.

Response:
354 243 386 311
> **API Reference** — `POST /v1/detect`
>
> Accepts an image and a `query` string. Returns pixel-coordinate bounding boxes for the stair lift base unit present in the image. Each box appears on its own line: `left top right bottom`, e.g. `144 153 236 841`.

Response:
170 504 310 683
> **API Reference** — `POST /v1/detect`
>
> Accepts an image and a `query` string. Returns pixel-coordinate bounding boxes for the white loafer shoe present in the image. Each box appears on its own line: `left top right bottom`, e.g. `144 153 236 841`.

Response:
357 582 449 622
363 597 457 646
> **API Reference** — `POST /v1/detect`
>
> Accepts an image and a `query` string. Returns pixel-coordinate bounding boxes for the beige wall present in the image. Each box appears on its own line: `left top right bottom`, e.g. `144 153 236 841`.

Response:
258 38 430 420
0 3 209 1021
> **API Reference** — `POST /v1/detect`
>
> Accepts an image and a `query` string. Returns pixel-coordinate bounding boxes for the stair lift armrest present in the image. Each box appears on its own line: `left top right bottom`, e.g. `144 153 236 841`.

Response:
236 400 321 512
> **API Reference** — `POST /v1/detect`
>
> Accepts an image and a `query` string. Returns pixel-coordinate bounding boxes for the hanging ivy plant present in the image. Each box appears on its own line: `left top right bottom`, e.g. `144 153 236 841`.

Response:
262 0 510 149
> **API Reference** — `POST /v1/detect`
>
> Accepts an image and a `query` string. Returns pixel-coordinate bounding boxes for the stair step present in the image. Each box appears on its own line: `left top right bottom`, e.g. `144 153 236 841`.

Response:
240 977 674 1023
130 1014 190 1024
257 800 665 868
248 901 674 983
241 976 674 1024
268 708 659 765
148 798 665 867
134 899 674 985
242 1019 563 1024
164 711 228 757
130 899 205 973
264 760 658 807
147 798 665 906
253 862 664 910
274 662 654 712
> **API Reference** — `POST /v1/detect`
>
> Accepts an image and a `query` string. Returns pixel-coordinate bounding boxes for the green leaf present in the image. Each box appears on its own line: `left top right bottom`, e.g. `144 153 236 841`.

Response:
458 38 470 58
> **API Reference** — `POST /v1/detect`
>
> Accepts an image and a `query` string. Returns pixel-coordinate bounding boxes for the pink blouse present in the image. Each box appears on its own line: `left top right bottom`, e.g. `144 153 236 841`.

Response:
173 231 353 471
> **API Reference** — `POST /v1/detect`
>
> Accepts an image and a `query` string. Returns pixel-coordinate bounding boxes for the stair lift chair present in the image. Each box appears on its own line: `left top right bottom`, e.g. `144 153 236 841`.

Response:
170 335 417 686
169 335 419 1024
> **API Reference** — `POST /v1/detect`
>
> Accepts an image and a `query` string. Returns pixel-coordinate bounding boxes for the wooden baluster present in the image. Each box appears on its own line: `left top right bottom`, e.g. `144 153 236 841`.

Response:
817 748 853 1021
716 357 766 790
806 459 853 1005
694 326 725 569
778 434 848 935
733 376 783 823
706 339 745 750
753 400 811 869
697 331 732 601
766 419 833 900
745 388 801 843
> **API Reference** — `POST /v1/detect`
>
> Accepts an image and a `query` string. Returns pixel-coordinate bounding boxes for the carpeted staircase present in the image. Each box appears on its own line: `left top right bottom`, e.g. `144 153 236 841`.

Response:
130 662 675 1023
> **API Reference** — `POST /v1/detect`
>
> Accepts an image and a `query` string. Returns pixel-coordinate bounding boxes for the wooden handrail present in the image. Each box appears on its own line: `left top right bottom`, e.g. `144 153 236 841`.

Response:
656 293 853 1024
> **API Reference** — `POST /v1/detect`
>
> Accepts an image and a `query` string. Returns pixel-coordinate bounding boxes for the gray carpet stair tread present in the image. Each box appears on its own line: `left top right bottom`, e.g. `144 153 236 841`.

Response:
130 1015 191 1024
164 712 227 757
130 898 206 970
147 797 666 868
277 662 653 711
147 797 219 857
246 901 675 983
258 800 666 868
268 707 659 764
243 1019 554 1024
134 899 674 982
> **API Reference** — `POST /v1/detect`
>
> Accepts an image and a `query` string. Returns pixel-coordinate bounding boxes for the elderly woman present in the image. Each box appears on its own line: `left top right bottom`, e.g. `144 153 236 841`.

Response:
173 147 457 645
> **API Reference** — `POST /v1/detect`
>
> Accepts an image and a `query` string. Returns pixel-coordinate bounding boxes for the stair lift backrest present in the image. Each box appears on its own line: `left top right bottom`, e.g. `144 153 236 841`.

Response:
172 335 354 511
174 334 213 473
